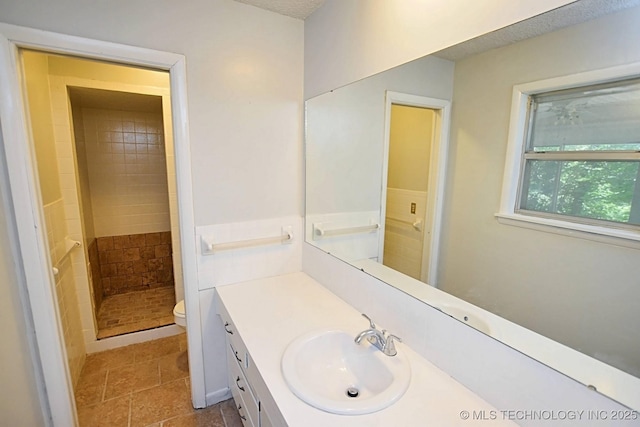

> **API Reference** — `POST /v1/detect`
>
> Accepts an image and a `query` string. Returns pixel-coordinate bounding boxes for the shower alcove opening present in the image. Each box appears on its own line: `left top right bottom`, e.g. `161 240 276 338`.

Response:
68 87 176 339
69 85 180 340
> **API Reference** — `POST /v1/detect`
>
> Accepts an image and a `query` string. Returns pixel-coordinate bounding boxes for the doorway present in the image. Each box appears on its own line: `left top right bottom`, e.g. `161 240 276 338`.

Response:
68 86 178 339
21 47 184 385
383 104 435 280
379 91 451 286
0 24 205 425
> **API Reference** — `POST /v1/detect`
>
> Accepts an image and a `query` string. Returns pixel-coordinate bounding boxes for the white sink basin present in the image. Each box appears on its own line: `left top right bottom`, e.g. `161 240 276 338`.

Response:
281 329 411 415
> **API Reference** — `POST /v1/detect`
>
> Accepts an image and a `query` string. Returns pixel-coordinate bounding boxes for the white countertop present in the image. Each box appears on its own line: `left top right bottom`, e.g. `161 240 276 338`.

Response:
215 272 518 426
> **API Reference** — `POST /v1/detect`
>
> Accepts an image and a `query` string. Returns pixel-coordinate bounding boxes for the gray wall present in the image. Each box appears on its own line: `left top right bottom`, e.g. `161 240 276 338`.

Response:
440 6 640 377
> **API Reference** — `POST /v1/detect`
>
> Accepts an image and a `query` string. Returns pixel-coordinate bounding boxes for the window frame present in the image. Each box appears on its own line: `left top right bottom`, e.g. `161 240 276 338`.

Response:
497 62 640 247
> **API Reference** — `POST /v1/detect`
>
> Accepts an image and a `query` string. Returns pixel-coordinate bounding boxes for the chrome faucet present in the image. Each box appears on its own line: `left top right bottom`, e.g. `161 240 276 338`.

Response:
354 313 402 357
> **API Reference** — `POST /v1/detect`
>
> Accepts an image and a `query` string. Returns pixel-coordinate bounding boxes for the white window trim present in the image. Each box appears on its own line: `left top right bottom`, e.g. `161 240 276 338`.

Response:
497 61 640 248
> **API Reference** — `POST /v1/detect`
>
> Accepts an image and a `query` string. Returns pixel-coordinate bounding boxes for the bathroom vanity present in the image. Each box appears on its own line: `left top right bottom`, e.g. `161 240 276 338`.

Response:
215 272 517 426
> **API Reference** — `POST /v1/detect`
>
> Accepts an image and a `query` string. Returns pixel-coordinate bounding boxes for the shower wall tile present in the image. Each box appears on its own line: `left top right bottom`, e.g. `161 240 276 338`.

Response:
97 231 174 296
82 108 171 237
43 198 86 387
88 239 103 312
50 76 97 348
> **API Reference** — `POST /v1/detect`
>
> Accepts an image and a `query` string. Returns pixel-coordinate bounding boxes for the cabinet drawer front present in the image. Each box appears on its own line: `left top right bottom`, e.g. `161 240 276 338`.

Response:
220 310 252 373
260 405 275 427
229 385 253 427
227 344 259 426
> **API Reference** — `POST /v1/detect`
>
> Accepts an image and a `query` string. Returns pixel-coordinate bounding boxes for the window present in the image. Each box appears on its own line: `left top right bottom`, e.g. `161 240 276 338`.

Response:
518 78 640 228
499 65 640 242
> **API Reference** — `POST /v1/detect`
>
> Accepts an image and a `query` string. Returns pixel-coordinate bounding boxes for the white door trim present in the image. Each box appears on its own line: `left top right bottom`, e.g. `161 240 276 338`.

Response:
0 23 205 425
379 91 451 287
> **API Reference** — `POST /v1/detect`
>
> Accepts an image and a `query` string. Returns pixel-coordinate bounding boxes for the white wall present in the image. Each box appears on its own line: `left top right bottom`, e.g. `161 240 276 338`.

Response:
304 0 575 98
0 0 304 226
0 0 615 419
0 0 303 411
197 216 303 404
440 6 640 378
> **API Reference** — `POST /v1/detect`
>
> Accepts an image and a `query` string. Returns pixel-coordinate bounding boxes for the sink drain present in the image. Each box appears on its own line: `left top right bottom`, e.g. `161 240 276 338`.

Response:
346 387 360 398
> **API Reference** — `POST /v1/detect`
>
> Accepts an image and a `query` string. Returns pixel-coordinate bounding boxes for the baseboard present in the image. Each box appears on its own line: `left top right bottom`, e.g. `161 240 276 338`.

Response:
206 387 232 407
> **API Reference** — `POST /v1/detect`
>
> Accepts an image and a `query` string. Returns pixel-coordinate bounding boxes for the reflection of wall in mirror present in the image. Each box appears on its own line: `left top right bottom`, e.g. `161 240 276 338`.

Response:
305 56 453 216
305 55 453 263
439 6 640 377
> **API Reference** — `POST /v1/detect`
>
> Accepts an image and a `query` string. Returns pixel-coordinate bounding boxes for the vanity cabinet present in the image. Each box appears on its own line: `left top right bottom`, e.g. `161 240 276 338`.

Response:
215 273 518 427
218 307 277 427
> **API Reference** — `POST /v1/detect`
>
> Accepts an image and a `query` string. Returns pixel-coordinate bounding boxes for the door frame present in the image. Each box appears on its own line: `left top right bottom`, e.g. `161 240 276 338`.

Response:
0 23 204 425
379 91 451 287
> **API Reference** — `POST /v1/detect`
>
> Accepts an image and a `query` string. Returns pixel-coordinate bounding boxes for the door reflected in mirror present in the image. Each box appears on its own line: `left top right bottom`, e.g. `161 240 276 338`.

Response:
383 103 434 281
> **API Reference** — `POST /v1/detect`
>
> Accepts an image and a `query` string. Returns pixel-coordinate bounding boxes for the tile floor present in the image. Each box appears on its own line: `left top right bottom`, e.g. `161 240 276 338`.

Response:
97 287 176 339
75 333 243 427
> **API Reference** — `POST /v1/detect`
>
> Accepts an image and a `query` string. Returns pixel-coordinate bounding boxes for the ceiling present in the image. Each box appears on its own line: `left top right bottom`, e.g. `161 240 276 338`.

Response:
233 0 640 53
435 0 640 61
69 87 162 113
233 0 325 20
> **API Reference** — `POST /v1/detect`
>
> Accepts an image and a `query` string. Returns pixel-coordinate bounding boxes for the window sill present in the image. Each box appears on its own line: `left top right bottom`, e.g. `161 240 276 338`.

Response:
494 212 640 250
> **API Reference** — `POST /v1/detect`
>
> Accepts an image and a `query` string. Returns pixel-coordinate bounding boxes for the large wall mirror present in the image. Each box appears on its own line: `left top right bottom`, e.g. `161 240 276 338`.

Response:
305 0 640 410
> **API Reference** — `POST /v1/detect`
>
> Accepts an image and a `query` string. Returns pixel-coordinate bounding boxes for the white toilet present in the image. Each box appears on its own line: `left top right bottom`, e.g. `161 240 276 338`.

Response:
173 300 186 328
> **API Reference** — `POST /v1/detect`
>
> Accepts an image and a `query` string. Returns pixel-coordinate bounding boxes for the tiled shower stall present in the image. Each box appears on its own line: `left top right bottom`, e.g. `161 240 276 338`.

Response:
72 102 177 339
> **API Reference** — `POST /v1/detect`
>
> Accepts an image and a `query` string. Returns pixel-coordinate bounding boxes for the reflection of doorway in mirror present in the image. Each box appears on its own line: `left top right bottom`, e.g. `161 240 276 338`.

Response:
382 104 435 281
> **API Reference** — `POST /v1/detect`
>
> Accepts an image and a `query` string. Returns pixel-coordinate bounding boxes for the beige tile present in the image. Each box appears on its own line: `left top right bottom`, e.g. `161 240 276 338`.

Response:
75 369 107 407
74 370 107 407
146 232 162 246
134 335 180 362
97 287 175 338
82 346 135 374
104 359 160 400
159 350 189 383
97 324 137 340
162 404 225 427
113 235 130 250
130 379 192 427
178 333 188 352
77 394 131 427
129 233 146 248
219 399 244 427
97 236 114 251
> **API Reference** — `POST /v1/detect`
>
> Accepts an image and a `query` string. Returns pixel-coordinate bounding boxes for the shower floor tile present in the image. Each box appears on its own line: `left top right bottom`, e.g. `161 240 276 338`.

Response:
97 287 176 339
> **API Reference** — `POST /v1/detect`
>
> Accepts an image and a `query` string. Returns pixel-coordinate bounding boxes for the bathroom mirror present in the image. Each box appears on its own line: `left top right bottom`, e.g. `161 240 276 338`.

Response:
305 0 640 410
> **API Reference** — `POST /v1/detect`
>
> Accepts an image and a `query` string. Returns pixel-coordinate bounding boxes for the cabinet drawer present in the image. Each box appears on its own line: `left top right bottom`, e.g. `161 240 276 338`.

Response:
260 405 274 427
219 310 253 373
228 388 252 427
227 344 259 426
